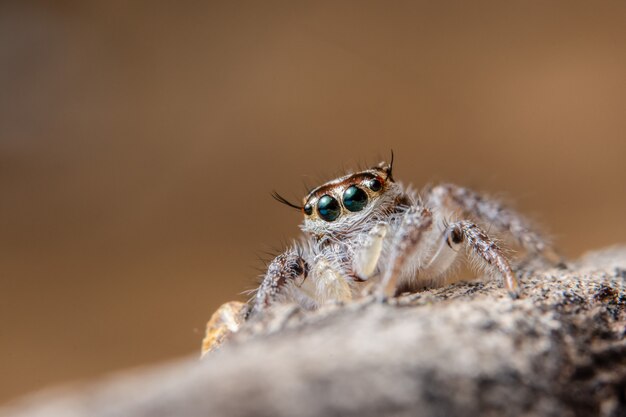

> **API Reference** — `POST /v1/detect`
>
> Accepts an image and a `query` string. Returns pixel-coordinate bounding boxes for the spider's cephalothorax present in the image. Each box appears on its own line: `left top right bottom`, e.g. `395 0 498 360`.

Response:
202 157 561 355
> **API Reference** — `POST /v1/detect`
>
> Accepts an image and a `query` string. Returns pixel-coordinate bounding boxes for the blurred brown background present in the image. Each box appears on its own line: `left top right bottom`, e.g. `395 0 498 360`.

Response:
1 0 625 404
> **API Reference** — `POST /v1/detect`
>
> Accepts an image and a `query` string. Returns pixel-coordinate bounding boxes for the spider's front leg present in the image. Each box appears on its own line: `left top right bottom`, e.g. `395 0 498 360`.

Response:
250 247 310 316
201 247 308 356
378 205 434 298
374 208 519 300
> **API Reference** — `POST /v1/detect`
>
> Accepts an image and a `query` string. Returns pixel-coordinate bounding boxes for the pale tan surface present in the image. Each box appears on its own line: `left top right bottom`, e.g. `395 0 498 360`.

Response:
1 1 626 403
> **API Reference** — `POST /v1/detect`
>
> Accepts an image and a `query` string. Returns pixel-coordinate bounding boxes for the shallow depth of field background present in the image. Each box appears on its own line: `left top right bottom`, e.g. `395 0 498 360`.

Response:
1 1 626 403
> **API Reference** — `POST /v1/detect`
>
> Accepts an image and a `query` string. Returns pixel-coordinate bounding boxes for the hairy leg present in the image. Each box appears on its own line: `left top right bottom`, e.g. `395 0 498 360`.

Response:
425 184 561 263
450 220 519 296
421 222 464 279
379 206 433 297
203 247 311 356
251 247 310 316
253 242 358 312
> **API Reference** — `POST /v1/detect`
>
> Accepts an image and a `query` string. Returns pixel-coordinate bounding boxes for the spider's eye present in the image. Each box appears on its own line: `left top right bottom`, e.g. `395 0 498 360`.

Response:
317 195 341 222
303 203 313 216
342 186 368 212
368 178 383 192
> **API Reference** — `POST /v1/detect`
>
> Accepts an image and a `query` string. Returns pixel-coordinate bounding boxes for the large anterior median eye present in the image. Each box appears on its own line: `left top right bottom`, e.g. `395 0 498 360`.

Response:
317 195 341 222
343 185 368 212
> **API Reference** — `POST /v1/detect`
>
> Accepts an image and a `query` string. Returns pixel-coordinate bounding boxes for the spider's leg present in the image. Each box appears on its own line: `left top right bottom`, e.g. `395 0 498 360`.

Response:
202 246 311 356
250 247 310 316
425 184 561 264
449 220 519 297
353 222 388 280
379 205 433 297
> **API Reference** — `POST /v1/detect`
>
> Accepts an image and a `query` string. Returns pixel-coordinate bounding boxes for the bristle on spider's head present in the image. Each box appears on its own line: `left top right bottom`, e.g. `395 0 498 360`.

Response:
271 191 302 211
377 149 395 182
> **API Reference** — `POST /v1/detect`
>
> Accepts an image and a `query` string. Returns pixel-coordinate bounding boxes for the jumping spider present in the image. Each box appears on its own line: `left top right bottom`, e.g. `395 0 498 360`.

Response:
202 155 560 355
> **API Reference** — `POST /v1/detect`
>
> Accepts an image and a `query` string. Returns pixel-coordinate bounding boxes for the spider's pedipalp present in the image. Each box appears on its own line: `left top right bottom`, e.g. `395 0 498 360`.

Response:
353 222 388 280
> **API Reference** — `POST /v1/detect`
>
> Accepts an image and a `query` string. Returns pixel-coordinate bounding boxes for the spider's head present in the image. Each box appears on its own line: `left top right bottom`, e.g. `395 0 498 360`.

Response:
272 156 402 239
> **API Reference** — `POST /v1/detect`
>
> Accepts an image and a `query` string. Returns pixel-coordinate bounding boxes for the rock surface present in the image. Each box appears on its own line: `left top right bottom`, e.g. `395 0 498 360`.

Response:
2 247 625 417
